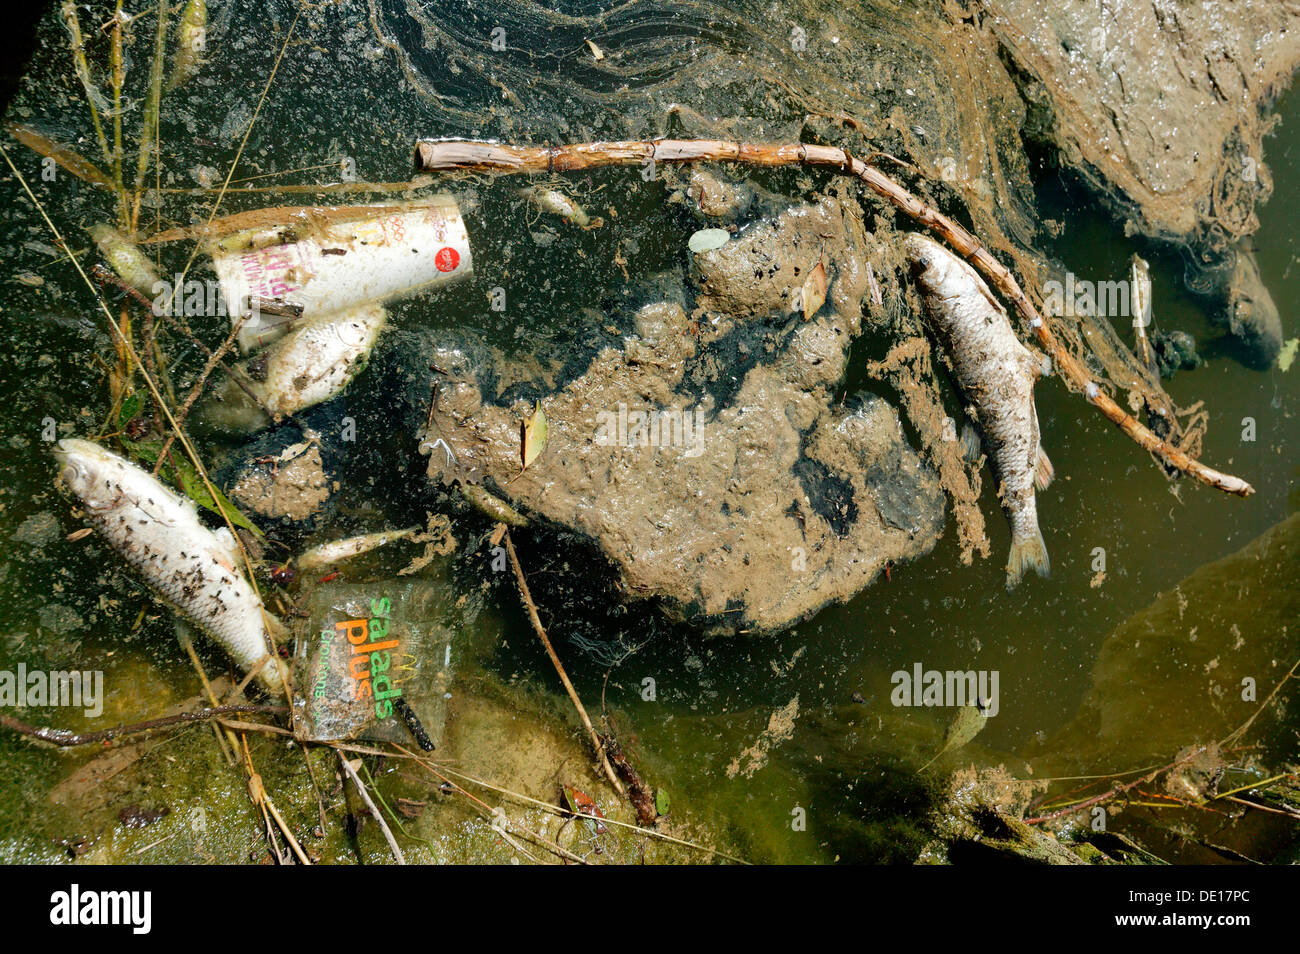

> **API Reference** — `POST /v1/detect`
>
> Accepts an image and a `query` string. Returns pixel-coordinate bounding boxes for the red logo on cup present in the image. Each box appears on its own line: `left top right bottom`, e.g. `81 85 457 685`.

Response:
435 247 460 272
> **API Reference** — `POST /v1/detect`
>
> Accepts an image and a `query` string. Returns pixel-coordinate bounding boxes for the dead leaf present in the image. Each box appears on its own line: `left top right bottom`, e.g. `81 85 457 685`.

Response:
562 785 607 833
801 260 827 320
7 123 113 188
919 705 988 772
520 401 548 471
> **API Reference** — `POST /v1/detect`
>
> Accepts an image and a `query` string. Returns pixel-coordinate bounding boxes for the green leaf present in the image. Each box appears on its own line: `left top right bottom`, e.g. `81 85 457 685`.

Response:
170 454 264 539
123 438 263 539
117 392 143 428
520 401 548 471
655 788 670 817
1278 337 1298 373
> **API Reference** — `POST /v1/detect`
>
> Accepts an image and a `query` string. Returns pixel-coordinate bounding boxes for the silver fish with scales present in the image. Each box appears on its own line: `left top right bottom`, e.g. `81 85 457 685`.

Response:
904 234 1054 589
54 439 286 691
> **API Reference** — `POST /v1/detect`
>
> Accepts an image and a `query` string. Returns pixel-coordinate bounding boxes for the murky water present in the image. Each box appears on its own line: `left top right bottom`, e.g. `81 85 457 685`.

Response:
0 0 1295 864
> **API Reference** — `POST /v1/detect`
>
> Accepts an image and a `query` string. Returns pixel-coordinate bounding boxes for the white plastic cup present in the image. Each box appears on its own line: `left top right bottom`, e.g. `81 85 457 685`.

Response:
208 195 473 352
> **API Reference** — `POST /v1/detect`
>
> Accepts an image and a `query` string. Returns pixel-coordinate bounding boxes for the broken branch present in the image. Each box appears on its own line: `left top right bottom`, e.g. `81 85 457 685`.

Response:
414 138 1253 497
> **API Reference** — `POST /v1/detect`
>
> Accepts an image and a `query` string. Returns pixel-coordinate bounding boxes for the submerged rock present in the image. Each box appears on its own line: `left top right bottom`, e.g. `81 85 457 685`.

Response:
1220 243 1282 367
987 1 1294 364
1036 512 1300 771
988 0 1298 246
416 195 945 633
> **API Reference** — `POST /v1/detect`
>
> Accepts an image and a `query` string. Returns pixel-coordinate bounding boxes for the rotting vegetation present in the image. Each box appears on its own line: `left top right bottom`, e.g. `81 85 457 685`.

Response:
0 0 1294 865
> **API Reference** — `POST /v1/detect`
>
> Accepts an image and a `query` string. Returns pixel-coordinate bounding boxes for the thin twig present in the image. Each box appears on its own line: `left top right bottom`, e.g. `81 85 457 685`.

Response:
151 315 247 475
503 530 625 796
1024 746 1209 825
243 736 310 864
415 138 1253 497
337 751 407 864
378 742 747 863
0 704 285 747
159 4 302 317
1220 654 1300 748
177 623 236 763
387 745 591 864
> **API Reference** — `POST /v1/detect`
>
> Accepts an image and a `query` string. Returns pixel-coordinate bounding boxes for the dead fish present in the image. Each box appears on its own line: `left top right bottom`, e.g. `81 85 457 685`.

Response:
53 439 285 691
518 185 590 227
1130 254 1154 371
200 303 387 432
167 0 207 92
295 526 421 572
904 234 1053 589
88 224 159 297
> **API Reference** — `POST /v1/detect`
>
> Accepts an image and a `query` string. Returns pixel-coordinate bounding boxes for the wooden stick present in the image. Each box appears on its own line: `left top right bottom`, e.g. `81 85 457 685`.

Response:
415 138 1253 497
176 622 236 763
0 704 285 747
503 531 625 796
337 751 407 864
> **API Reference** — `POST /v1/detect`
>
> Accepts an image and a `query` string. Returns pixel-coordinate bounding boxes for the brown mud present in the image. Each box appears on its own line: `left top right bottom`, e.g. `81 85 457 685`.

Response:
985 0 1298 363
417 192 948 633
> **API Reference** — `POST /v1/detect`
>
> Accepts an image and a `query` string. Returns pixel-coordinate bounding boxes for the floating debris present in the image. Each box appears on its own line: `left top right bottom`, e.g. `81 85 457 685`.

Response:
200 303 387 432
206 197 472 353
295 526 421 573
89 224 159 297
1130 254 1154 370
518 185 591 227
1278 337 1298 372
167 0 207 92
53 439 285 692
293 581 462 746
688 227 730 253
460 484 528 527
905 233 1053 589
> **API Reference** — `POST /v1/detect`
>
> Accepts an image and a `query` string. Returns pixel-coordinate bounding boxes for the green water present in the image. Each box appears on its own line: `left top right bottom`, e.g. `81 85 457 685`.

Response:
0 0 1295 864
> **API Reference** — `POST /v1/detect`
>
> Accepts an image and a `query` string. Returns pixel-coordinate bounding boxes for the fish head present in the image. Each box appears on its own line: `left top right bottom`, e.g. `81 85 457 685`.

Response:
902 234 955 295
53 438 124 512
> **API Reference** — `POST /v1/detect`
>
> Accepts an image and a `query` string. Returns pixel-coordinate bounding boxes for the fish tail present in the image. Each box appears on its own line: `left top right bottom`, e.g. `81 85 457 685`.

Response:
1035 447 1055 491
1006 525 1050 590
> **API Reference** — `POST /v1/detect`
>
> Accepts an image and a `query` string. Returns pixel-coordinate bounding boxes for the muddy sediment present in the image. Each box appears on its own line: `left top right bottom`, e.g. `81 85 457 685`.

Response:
986 0 1298 246
414 193 946 633
986 0 1297 363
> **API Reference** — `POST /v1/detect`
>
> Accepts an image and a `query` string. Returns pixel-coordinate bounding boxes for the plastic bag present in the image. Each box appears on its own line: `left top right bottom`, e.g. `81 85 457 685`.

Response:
293 580 455 747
